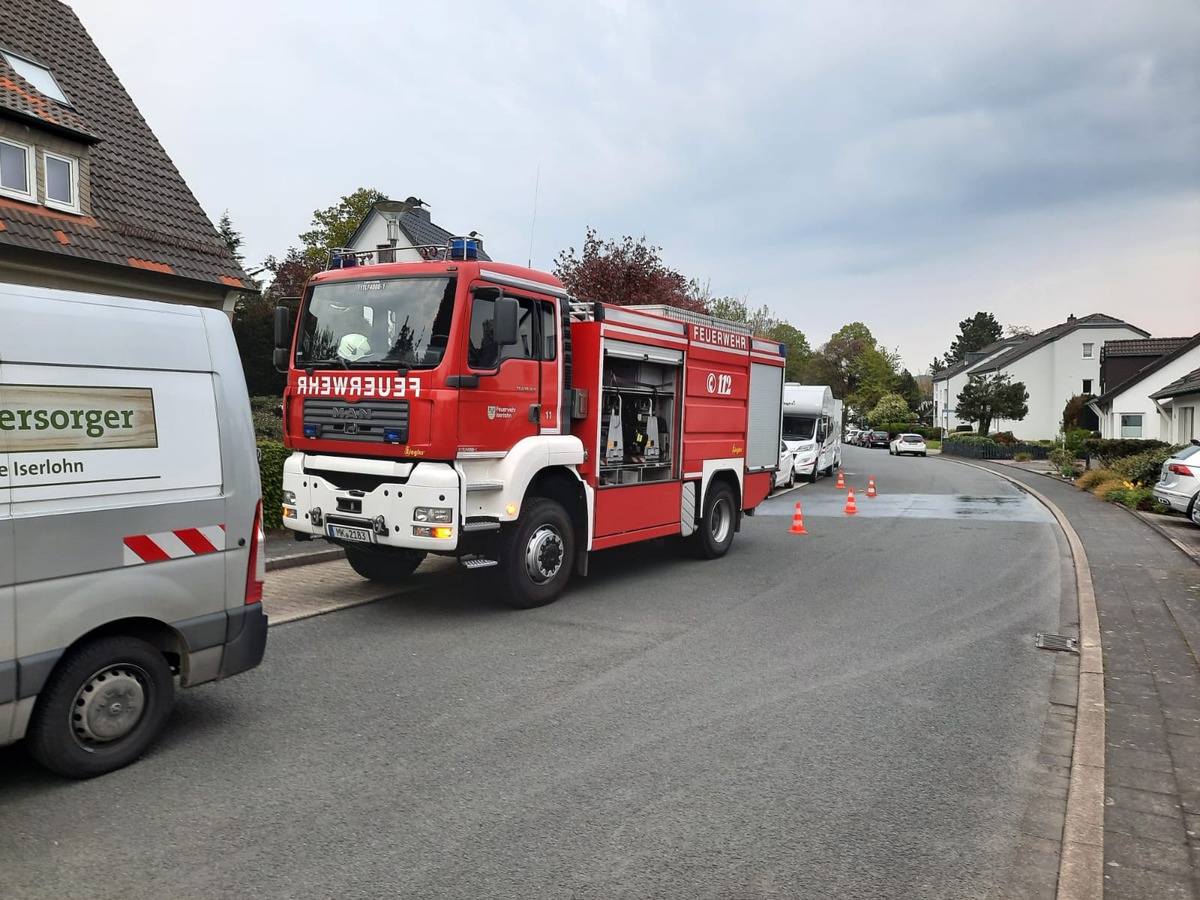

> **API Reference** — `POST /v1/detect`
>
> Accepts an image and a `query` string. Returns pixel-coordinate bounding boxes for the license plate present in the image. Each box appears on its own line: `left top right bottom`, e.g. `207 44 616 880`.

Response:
327 524 374 544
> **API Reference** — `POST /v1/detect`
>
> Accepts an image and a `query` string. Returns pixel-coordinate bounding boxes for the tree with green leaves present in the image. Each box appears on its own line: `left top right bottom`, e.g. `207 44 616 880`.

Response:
946 312 1003 365
218 210 245 268
298 187 387 267
956 373 1029 435
869 392 914 426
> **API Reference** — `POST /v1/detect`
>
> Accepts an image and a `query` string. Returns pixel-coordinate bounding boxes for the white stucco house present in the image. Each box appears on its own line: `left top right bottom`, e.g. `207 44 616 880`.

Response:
343 201 491 263
1087 334 1200 441
1150 366 1200 446
932 314 1148 439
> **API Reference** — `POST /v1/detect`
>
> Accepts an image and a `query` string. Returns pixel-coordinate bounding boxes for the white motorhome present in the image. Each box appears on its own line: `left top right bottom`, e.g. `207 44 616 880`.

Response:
782 384 843 481
1 284 267 777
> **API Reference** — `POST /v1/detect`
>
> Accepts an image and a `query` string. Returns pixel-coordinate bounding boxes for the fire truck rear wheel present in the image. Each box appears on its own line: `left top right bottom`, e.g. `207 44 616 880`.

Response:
695 481 736 559
344 547 426 582
500 497 575 609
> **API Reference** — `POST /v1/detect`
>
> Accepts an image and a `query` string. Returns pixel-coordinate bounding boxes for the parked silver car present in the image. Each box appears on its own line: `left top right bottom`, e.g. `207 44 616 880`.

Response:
1153 442 1200 515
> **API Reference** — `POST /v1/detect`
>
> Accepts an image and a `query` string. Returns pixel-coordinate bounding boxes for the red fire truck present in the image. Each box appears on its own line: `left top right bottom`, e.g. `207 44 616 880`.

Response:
272 238 786 607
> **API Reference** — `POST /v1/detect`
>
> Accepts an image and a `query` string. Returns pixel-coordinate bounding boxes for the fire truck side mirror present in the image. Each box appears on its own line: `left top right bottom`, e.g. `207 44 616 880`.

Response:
494 296 520 347
273 305 291 372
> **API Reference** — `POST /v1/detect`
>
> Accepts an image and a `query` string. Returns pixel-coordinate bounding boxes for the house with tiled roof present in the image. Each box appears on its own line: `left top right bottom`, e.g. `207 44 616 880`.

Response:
1098 337 1193 396
1087 334 1200 442
932 314 1148 439
1150 367 1200 446
344 203 492 264
0 0 249 311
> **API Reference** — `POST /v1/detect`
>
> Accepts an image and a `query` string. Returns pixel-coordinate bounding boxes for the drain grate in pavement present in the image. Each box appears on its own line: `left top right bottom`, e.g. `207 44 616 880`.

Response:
1035 633 1079 654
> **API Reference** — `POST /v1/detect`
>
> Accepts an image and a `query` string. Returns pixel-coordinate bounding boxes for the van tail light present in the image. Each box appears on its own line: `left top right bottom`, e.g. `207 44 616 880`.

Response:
1168 463 1193 477
245 500 265 604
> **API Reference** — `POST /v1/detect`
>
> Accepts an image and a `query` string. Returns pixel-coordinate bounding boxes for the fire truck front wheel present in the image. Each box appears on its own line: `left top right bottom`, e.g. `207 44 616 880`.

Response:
499 497 575 609
694 481 737 559
345 547 426 582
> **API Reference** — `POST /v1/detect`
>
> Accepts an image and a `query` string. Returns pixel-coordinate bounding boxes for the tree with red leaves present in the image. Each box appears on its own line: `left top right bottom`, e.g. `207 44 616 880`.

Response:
553 228 707 312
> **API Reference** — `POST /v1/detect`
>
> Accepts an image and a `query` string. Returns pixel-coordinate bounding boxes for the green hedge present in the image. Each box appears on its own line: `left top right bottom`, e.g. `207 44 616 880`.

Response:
257 440 290 531
1111 445 1182 486
1081 438 1169 467
250 395 283 442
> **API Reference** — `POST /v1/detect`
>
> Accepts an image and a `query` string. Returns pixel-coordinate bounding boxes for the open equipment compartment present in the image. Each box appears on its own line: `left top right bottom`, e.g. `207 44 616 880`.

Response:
597 353 680 487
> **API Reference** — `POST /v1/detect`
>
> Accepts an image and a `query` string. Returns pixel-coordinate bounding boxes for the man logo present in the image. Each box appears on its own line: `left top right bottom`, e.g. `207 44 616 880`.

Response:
487 405 497 420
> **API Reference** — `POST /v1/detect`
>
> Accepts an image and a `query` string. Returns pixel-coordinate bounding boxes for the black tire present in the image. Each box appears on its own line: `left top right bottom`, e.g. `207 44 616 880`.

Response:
920 452 927 457
26 636 175 778
498 497 575 609
693 481 737 560
345 547 426 582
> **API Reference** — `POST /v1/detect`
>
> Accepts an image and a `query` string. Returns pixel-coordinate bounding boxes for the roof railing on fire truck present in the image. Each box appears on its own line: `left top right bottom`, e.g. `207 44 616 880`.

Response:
325 236 485 271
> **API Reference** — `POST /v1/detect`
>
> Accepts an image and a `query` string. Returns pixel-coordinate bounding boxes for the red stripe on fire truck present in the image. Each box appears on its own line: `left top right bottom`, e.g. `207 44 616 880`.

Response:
123 525 226 566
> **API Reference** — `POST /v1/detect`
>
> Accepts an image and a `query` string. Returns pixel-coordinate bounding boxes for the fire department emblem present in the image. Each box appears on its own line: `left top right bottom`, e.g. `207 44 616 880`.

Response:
487 405 497 420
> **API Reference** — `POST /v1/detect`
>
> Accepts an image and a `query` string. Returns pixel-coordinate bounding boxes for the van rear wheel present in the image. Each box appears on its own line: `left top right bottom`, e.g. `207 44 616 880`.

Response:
345 547 426 582
27 636 175 779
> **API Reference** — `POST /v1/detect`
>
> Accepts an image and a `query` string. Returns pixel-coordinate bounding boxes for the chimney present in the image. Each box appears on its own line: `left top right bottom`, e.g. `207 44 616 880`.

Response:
1067 314 1077 324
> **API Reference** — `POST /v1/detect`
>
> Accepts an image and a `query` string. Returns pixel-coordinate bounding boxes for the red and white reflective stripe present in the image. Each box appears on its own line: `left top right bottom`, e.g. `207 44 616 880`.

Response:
123 525 226 566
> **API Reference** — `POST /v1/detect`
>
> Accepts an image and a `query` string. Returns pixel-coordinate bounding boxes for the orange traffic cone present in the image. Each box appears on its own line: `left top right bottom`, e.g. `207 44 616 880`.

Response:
866 476 877 498
788 502 808 535
836 469 846 489
843 488 858 515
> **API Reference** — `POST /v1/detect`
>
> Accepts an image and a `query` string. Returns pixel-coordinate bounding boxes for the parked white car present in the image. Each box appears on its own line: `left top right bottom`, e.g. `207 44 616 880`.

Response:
775 440 796 489
890 433 928 457
1153 442 1200 515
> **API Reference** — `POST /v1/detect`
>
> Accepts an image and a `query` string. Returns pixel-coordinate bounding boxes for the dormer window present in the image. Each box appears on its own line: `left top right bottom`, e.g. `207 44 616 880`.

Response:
0 137 35 202
44 152 78 212
0 49 70 105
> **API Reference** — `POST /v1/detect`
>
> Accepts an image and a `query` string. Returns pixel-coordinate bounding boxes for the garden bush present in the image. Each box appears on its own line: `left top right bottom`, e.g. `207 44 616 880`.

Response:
250 395 283 442
1111 445 1181 486
1013 452 1031 462
1076 468 1120 492
1092 478 1129 500
1104 485 1160 511
989 431 1019 445
943 433 997 446
1048 448 1076 474
257 439 290 531
1063 428 1095 457
1081 438 1168 467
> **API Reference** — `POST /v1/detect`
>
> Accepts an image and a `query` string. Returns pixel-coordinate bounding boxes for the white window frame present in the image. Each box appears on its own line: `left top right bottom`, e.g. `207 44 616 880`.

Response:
1119 413 1143 438
1082 342 1094 359
42 151 79 213
0 137 35 202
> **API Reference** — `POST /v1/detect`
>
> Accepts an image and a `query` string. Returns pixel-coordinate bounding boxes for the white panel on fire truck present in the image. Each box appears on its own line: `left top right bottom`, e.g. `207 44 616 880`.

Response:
478 269 570 300
602 306 687 335
747 362 784 471
602 340 683 366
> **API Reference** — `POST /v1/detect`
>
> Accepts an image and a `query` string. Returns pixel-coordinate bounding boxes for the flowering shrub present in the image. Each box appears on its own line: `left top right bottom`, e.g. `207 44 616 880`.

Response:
1105 485 1161 511
1112 446 1181 486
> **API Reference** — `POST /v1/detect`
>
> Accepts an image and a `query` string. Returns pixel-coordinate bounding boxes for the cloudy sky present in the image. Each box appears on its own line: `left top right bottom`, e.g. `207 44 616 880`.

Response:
71 0 1199 371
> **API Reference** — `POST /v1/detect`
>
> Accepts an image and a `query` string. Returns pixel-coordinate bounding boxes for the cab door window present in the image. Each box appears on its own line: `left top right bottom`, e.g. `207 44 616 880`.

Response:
468 290 547 369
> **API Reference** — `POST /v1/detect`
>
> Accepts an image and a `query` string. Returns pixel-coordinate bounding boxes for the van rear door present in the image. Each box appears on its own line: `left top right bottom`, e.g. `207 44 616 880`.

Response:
0 376 16 744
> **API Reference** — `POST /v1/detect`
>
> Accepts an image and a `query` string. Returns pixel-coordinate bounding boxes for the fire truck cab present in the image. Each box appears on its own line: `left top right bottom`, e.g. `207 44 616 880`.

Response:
274 239 785 608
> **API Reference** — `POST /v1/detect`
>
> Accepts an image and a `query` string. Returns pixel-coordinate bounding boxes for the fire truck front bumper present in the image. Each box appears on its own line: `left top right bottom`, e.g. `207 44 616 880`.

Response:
280 454 463 551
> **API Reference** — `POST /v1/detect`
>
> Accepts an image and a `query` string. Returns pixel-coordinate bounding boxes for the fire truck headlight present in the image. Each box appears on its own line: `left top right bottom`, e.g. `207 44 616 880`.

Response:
282 490 296 505
413 507 453 524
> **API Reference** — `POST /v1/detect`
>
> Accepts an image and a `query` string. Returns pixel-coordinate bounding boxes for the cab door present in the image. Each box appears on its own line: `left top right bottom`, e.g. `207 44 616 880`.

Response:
0 377 16 743
456 288 553 454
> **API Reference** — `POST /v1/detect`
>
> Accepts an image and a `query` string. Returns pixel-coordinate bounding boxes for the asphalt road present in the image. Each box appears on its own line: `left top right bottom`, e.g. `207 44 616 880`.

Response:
0 448 1069 900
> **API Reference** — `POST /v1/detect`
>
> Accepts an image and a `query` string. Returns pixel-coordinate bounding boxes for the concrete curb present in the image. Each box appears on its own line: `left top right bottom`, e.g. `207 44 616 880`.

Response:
945 459 1105 900
265 546 346 572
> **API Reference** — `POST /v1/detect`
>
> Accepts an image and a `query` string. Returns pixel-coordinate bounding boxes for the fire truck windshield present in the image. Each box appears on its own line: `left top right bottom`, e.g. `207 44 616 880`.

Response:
297 276 457 369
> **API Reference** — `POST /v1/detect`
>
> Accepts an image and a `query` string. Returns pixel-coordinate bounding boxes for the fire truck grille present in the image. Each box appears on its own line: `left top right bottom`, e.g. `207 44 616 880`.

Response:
303 398 409 443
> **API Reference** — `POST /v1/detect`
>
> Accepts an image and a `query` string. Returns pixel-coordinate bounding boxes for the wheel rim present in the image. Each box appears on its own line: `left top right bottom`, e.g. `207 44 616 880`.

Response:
524 524 565 584
70 664 150 747
708 496 732 544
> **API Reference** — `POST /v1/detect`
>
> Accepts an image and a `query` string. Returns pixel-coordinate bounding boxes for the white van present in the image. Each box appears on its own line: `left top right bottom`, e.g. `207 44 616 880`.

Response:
0 284 267 777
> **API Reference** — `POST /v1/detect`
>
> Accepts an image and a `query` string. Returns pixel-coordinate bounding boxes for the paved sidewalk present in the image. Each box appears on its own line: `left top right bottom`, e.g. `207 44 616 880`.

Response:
977 461 1200 899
